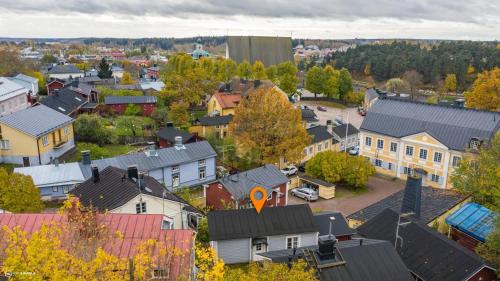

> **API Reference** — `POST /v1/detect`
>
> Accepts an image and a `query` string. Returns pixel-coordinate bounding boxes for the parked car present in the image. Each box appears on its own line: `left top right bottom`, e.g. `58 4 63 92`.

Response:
317 106 327 112
298 165 306 173
349 146 359 156
291 187 319 201
281 165 298 176
334 117 344 125
358 109 366 116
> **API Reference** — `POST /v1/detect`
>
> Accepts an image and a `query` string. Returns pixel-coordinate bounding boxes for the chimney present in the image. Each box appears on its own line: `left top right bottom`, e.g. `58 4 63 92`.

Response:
81 150 91 165
137 172 145 190
326 120 333 134
254 79 261 89
453 98 465 108
166 122 174 128
146 141 157 156
127 165 139 181
318 234 337 260
224 83 231 92
91 165 99 183
54 158 59 167
174 136 185 150
400 168 426 219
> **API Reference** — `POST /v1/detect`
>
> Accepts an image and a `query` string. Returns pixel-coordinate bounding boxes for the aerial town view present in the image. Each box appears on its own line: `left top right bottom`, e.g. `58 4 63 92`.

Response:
0 0 499 280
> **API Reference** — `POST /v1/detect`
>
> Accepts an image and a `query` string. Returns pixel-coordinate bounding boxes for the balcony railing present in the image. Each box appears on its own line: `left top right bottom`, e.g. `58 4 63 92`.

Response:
53 136 69 149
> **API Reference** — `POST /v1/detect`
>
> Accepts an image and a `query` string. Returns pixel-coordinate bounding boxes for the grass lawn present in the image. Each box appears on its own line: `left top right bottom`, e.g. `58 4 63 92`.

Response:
0 163 21 173
190 110 207 121
314 100 347 109
66 143 139 162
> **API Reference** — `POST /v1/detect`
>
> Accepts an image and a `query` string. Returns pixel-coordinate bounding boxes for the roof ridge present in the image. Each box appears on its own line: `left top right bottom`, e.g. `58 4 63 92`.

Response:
381 97 500 115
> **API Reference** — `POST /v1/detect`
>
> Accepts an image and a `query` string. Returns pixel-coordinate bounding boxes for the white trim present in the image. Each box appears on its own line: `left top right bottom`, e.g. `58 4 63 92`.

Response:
401 132 448 150
285 235 301 249
441 151 451 189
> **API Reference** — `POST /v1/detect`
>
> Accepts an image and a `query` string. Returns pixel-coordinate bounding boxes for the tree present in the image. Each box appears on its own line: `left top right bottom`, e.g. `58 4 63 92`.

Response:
464 67 500 111
216 59 237 82
385 78 407 92
252 60 267 80
124 104 142 116
451 133 500 209
338 68 353 100
196 243 225 281
120 71 134 85
323 66 341 99
230 88 310 165
168 101 190 128
266 65 278 83
403 70 423 100
278 74 299 95
162 66 217 105
41 54 58 64
0 168 44 213
305 66 326 98
237 59 252 80
222 260 316 281
74 114 116 145
97 58 113 79
30 71 46 95
151 107 170 127
444 74 457 93
0 49 30 76
476 216 500 273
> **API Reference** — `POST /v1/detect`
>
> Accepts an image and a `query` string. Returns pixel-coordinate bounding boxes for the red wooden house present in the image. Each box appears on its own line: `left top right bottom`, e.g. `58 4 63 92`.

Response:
104 95 157 116
46 79 67 95
205 164 289 210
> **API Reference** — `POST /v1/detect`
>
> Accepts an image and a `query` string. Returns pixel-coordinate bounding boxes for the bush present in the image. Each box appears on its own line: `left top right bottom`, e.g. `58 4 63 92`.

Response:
346 91 364 105
74 114 116 145
151 107 169 127
124 104 142 116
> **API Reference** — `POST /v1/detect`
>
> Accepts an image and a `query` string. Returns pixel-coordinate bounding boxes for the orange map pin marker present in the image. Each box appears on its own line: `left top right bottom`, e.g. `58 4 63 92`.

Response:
250 186 267 213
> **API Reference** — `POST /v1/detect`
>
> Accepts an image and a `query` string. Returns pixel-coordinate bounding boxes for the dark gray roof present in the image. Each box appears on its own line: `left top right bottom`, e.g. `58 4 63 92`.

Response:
157 127 194 143
0 105 74 137
347 185 468 224
71 166 200 214
194 115 233 126
357 209 491 281
313 212 355 237
218 164 288 200
104 95 157 105
226 36 293 66
299 172 335 187
47 64 83 74
360 99 500 151
78 76 102 83
80 141 216 179
301 108 318 122
307 125 333 144
40 88 88 115
365 88 378 102
332 123 359 137
208 204 317 241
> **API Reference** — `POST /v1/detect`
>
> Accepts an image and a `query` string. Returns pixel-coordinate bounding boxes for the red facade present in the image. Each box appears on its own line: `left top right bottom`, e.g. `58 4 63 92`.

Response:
106 103 156 116
449 227 480 251
46 80 65 95
206 181 287 210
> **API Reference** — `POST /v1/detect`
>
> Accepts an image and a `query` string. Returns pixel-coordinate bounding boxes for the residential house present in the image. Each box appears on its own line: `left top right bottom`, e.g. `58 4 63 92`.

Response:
347 171 469 231
363 87 379 111
157 125 199 148
79 140 217 190
145 66 160 80
104 95 157 116
302 125 337 163
359 98 500 188
14 162 85 200
140 81 165 93
71 166 202 230
260 238 413 281
0 77 30 116
9 73 39 96
47 64 84 79
46 79 68 95
313 211 355 241
189 115 233 138
208 204 318 264
78 75 103 85
0 105 75 166
111 65 124 78
445 203 497 251
40 87 89 116
226 36 293 66
0 213 195 281
207 92 241 116
357 208 497 281
205 164 289 210
301 107 319 128
331 122 359 151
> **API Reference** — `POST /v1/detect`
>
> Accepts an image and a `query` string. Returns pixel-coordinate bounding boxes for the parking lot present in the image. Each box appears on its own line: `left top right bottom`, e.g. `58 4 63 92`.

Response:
297 101 364 128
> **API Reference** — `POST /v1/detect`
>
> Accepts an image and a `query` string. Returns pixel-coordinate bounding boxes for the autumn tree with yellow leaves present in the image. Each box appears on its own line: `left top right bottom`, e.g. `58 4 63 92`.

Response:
464 67 500 111
230 88 310 166
0 168 44 213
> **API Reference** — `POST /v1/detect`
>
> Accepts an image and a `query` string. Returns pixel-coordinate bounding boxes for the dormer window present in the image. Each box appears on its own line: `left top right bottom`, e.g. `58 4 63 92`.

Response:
469 138 482 150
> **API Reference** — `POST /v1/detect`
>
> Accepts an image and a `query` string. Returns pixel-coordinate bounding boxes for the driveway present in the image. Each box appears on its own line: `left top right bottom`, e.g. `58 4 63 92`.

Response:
297 100 364 128
288 176 405 216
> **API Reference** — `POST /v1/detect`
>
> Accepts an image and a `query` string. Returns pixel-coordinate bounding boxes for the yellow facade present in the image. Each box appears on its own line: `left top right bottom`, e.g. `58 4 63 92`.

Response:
360 131 464 189
301 139 335 163
189 124 230 139
207 96 235 116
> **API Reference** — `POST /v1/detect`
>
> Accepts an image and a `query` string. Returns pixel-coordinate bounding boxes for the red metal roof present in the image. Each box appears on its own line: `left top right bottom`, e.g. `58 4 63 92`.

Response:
0 213 194 280
213 92 242 109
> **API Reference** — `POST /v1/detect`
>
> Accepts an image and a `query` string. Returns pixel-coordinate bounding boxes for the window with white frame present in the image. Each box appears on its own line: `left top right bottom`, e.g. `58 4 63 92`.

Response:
405 146 414 156
41 135 49 146
172 174 180 187
452 156 461 167
63 186 69 193
388 162 393 170
255 243 263 251
431 174 440 183
198 159 206 167
375 159 382 167
286 236 300 249
403 167 413 175
390 142 397 152
377 139 384 149
172 166 179 173
324 141 329 149
317 144 322 152
135 202 147 214
64 127 69 135
434 152 442 163
0 140 10 149
365 136 372 146
162 217 174 229
199 168 206 180
419 149 428 160
52 186 58 193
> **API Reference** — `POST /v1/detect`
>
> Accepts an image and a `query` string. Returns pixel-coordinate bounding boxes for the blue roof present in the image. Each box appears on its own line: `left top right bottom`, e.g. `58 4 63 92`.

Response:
445 203 497 243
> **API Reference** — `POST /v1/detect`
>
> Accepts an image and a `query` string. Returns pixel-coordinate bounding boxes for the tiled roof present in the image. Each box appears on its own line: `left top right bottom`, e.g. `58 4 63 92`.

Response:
104 95 157 105
347 185 468 223
47 64 83 74
213 93 241 109
307 125 333 144
208 204 317 241
0 105 74 137
71 166 200 214
194 115 233 126
357 209 491 281
0 213 194 281
218 164 288 200
445 203 497 243
332 123 359 137
360 98 500 151
14 163 85 188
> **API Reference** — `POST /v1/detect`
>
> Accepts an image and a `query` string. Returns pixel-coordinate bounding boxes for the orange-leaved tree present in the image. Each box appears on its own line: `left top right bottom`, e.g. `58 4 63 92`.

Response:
464 67 500 111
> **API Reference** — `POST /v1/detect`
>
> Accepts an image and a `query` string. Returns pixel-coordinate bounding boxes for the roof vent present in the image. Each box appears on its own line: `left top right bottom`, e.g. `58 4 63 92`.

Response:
81 150 91 165
174 136 185 150
91 165 99 183
146 141 158 157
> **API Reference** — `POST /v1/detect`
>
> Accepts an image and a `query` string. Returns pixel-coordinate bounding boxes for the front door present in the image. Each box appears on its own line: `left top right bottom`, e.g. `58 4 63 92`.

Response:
22 157 30 167
252 243 267 261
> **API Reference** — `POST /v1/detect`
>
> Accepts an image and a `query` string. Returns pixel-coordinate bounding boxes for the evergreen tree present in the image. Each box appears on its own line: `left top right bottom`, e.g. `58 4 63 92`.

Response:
97 58 113 79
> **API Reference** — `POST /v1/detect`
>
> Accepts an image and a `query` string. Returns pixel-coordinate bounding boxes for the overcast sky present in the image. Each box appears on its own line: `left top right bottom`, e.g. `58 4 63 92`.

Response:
0 0 499 40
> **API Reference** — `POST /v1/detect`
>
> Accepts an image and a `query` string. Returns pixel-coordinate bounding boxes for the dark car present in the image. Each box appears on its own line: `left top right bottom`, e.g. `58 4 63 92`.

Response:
317 106 327 112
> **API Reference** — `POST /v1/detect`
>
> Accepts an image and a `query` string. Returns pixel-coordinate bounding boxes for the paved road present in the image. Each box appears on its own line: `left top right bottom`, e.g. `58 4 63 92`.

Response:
288 176 405 216
297 101 364 128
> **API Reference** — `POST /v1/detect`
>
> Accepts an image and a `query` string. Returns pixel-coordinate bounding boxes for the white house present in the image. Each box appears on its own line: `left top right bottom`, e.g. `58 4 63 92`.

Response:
0 77 30 116
47 65 84 80
9 74 39 96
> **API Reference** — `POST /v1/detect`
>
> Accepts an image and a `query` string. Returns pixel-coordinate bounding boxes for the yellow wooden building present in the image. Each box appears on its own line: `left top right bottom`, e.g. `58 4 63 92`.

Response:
189 115 233 139
0 105 75 166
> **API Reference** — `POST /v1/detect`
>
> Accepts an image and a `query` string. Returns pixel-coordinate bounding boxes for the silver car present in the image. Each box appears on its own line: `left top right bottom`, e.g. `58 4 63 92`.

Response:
291 187 319 201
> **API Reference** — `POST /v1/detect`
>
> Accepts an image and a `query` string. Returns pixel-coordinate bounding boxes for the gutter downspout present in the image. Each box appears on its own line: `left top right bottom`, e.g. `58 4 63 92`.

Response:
36 138 42 165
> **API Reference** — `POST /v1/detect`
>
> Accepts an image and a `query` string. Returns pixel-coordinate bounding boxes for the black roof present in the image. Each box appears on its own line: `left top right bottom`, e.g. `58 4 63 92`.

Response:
194 115 233 126
347 185 468 224
70 166 200 214
40 88 88 115
307 125 333 144
332 123 359 137
301 108 318 122
357 209 491 281
313 212 355 237
104 95 157 105
157 127 194 143
208 204 317 241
